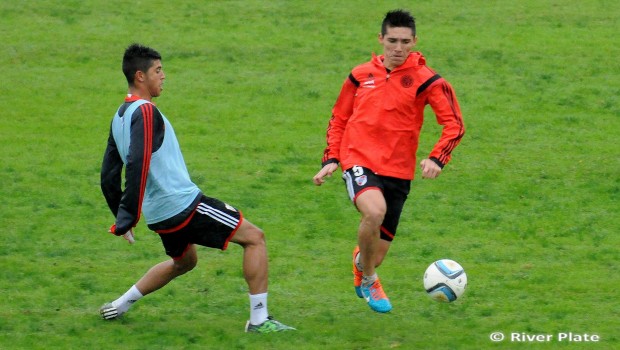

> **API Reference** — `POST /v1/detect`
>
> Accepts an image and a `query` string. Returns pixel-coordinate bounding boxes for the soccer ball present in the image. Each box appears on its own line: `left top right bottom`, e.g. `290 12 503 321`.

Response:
423 259 467 302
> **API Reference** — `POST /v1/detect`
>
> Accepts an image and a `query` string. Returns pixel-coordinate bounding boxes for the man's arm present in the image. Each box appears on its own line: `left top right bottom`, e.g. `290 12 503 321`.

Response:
101 126 123 216
314 75 358 185
426 80 465 167
113 103 163 235
312 74 359 186
321 74 358 166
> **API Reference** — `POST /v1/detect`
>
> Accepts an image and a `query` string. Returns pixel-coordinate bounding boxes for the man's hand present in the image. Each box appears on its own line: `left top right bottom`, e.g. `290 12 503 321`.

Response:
108 224 136 244
313 163 339 186
122 229 135 244
420 159 442 179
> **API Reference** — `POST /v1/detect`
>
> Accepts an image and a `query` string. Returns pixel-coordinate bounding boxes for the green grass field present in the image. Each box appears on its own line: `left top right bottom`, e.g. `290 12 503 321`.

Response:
1 1 619 349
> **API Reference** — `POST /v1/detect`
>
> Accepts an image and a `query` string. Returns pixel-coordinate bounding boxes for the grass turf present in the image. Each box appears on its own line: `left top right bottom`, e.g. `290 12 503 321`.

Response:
0 0 618 349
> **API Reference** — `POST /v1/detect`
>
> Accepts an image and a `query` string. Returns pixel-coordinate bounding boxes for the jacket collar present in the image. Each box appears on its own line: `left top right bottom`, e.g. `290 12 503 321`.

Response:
124 94 155 105
371 52 425 71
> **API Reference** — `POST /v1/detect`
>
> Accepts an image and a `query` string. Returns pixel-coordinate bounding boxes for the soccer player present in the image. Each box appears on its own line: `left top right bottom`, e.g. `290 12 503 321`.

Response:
100 43 295 333
312 10 465 313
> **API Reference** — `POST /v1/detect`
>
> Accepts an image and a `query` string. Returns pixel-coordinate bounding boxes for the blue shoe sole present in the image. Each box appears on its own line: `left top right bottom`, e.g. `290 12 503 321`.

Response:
368 300 392 313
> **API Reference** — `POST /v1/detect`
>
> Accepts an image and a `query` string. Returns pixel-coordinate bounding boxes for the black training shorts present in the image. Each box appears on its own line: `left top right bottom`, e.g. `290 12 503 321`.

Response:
156 195 243 259
342 166 411 241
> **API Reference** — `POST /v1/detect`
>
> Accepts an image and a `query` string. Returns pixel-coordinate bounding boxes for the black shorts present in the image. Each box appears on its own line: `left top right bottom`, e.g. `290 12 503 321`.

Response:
342 166 411 241
154 195 243 259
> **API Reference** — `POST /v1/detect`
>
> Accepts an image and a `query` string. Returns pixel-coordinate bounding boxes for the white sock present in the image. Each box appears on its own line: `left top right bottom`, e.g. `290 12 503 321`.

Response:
249 292 269 325
354 251 364 271
362 273 378 287
112 285 143 314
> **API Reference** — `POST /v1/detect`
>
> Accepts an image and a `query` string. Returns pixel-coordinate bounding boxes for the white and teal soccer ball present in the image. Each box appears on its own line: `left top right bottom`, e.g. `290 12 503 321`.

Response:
423 259 467 302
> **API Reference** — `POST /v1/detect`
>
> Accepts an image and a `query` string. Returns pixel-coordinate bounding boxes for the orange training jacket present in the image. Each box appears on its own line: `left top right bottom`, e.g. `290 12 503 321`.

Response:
321 52 465 180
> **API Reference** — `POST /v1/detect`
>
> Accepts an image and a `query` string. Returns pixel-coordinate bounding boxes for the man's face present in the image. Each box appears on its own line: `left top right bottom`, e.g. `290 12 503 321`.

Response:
143 59 165 98
378 26 417 70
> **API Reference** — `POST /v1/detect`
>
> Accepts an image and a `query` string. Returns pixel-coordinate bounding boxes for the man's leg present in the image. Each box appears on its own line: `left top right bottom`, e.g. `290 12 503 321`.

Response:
231 220 269 325
100 246 198 319
229 219 268 295
231 219 295 332
135 245 198 295
354 189 392 313
354 240 392 278
355 189 386 279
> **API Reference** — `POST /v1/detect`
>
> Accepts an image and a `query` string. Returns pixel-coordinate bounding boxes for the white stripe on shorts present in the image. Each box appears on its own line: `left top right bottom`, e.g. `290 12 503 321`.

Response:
342 171 355 201
196 203 239 229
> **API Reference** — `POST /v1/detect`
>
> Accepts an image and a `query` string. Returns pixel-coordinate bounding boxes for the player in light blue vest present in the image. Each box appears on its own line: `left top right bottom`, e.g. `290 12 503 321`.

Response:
100 43 294 333
110 98 200 225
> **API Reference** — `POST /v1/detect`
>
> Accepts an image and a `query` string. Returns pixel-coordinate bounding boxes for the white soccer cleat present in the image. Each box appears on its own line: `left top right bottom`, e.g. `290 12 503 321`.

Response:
100 303 122 320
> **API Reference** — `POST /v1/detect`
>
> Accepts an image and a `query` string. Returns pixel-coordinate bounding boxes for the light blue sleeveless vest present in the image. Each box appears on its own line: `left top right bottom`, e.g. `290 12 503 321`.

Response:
112 100 201 224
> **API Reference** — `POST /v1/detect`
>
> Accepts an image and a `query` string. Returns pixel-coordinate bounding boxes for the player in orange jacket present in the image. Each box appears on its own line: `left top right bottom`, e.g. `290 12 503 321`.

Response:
313 9 465 313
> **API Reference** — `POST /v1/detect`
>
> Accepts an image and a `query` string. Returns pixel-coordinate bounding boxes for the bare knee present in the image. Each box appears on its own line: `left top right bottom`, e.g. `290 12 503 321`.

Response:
360 207 385 229
232 221 266 248
173 254 197 275
244 226 265 247
355 190 387 231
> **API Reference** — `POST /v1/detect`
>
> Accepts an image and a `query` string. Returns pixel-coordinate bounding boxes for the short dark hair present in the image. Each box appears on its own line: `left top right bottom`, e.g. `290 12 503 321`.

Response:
381 10 416 36
122 43 162 85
